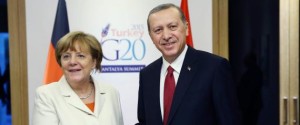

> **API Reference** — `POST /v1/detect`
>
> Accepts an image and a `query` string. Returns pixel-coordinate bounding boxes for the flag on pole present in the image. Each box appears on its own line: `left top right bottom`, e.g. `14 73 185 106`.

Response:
180 0 194 47
44 0 69 84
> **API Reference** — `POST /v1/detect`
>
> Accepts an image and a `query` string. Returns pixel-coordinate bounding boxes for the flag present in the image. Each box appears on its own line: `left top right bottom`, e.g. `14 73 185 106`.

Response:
44 0 69 84
180 0 194 47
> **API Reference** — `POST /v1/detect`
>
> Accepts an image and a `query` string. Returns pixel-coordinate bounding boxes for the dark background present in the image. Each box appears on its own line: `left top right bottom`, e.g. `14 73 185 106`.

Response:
0 0 7 32
229 0 279 125
0 0 11 125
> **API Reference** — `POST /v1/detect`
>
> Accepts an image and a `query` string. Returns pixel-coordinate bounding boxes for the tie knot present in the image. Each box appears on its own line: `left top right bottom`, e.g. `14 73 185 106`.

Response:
167 66 174 73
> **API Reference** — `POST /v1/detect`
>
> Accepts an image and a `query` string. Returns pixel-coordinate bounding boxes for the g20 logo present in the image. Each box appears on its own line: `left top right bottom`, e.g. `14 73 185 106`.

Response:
101 38 146 61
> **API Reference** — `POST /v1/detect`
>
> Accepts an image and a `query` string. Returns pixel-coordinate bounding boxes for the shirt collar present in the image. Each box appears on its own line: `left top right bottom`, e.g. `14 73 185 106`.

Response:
162 45 188 74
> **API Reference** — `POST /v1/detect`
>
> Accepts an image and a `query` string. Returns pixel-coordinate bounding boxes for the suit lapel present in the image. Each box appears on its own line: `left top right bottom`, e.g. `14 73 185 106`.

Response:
93 78 106 117
59 76 94 115
151 58 164 122
168 47 199 123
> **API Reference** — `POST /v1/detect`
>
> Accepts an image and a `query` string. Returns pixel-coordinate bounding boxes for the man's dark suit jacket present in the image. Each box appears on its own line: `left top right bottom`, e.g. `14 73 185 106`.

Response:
137 46 241 125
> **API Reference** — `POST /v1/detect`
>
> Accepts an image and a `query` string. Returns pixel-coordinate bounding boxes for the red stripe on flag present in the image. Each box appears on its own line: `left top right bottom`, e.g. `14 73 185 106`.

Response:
180 0 194 47
44 44 63 84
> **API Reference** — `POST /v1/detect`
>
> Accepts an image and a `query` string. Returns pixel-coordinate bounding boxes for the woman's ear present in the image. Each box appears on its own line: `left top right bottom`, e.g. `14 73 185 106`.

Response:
93 59 97 69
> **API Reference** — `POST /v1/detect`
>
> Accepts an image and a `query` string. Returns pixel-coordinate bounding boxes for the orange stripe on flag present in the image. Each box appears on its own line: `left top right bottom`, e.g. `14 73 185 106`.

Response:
181 0 194 47
43 44 63 84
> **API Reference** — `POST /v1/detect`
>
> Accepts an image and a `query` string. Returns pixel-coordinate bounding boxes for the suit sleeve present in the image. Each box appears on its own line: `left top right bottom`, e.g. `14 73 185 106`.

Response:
212 59 241 125
136 71 145 125
32 87 59 125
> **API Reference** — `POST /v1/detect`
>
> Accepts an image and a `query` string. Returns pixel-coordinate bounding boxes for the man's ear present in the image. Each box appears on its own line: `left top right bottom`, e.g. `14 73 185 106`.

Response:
185 22 189 36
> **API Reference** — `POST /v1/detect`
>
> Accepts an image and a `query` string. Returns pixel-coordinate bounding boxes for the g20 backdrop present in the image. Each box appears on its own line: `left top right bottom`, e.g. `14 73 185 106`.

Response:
26 0 212 124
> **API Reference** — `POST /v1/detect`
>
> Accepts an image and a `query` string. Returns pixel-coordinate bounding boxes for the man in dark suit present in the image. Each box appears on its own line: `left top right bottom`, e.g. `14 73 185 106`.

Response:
136 3 241 125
